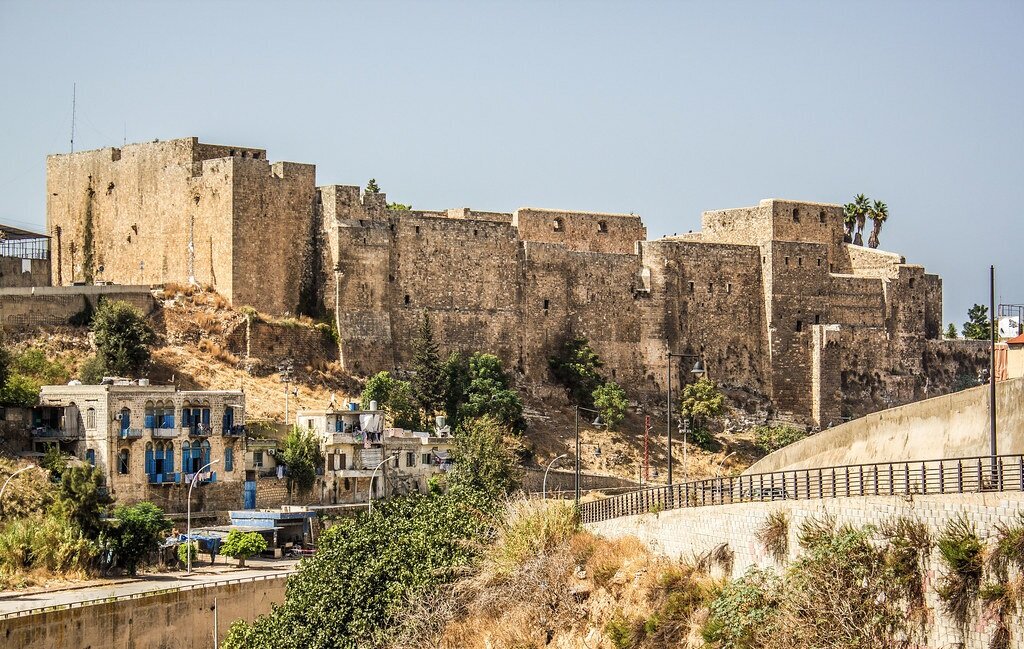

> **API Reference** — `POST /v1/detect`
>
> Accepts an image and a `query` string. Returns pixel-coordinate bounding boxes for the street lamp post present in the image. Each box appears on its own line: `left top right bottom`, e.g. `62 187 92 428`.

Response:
0 464 38 517
666 352 706 486
187 459 220 575
368 455 397 514
574 405 604 507
543 454 569 500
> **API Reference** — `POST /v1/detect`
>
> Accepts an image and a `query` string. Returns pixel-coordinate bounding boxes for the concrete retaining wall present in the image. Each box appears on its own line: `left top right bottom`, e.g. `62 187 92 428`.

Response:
588 492 1024 649
0 572 289 649
0 284 157 333
748 377 1024 473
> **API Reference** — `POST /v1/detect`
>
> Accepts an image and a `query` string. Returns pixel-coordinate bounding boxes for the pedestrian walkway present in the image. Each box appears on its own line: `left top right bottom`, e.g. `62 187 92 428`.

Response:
0 557 298 616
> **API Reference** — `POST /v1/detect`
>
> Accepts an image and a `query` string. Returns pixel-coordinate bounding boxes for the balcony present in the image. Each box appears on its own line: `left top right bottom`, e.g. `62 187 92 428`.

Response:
31 427 83 441
146 472 179 485
150 426 178 439
185 423 213 437
222 424 246 438
119 428 143 440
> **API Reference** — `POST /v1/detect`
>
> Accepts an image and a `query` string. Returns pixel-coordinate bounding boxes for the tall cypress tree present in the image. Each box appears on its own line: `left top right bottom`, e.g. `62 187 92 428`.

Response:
411 313 444 426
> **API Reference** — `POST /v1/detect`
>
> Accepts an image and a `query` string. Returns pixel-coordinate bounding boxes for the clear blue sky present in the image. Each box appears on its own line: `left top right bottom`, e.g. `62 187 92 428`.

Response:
1 0 1020 326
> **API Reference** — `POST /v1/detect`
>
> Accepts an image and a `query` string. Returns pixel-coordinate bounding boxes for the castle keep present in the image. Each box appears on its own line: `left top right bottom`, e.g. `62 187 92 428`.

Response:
47 137 977 425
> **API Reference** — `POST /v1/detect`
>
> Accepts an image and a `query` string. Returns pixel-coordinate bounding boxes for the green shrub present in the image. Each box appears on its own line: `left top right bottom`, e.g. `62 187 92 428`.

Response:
92 299 155 376
753 425 808 454
755 511 789 563
548 336 603 406
177 541 198 566
703 568 780 648
221 529 268 567
282 426 322 494
936 514 984 630
605 615 639 649
0 373 41 407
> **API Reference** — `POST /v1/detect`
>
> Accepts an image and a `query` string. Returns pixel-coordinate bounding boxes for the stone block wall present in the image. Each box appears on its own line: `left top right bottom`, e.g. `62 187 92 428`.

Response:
588 492 1024 649
0 257 50 288
0 285 155 333
512 208 645 255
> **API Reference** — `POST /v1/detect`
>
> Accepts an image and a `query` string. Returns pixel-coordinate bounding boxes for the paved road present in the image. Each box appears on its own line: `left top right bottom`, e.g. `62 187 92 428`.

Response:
0 557 299 616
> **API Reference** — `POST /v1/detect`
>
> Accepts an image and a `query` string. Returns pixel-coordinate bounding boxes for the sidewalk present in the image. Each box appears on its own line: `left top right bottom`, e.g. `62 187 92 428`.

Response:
0 557 299 616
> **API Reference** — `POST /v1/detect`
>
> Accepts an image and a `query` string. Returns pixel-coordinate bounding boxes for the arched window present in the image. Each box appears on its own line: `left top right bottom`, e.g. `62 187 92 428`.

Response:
86 408 96 430
120 407 131 432
144 401 156 429
182 440 192 473
118 449 130 474
224 446 234 472
200 440 211 468
145 442 154 475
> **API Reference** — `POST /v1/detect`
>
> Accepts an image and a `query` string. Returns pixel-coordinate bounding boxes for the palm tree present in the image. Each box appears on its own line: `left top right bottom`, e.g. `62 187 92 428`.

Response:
867 200 888 249
842 203 857 243
853 193 870 245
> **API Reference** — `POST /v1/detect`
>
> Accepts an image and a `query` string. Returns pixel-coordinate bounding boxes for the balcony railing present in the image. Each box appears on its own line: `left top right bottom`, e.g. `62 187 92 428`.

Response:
146 472 179 485
119 428 143 440
223 425 246 437
150 426 178 438
185 423 213 437
31 427 83 440
580 454 1024 525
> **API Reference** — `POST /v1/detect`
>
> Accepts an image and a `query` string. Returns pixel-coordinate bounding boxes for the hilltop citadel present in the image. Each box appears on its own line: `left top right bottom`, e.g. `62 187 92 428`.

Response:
45 137 986 426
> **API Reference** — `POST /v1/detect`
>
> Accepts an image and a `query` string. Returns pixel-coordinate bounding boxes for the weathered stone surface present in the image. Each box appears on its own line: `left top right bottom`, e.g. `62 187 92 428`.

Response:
47 139 981 424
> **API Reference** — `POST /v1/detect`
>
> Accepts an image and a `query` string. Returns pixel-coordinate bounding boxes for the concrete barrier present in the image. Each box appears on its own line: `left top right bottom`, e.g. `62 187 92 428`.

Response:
748 377 1024 473
0 572 290 649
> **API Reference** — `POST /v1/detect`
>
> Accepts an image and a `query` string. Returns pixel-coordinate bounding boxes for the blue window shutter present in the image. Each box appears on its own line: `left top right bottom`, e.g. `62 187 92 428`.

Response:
166 448 174 471
202 409 211 426
167 414 175 428
225 448 233 472
144 414 154 428
145 448 153 474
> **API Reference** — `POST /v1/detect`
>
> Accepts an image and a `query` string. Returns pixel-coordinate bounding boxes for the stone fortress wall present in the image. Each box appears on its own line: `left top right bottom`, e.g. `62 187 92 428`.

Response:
47 137 984 425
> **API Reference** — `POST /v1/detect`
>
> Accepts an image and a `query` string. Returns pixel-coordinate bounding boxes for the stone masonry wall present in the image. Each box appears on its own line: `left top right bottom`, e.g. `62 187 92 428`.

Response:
588 492 1024 649
0 285 155 333
0 257 50 288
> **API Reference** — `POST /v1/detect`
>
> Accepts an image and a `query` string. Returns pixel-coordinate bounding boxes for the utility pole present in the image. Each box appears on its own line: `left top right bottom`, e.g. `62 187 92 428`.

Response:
990 265 998 482
280 361 295 426
643 415 650 483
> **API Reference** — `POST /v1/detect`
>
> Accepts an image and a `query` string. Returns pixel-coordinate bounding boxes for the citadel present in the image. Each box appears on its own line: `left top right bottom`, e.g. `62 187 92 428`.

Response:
45 137 984 427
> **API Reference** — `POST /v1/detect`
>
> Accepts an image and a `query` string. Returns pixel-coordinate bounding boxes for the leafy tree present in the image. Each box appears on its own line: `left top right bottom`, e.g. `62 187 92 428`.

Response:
549 336 604 406
592 381 628 431
79 354 106 383
283 426 322 494
221 529 268 567
0 373 41 407
92 299 154 376
41 445 67 481
867 199 888 249
678 377 724 449
387 202 411 210
411 314 444 425
108 501 171 576
440 351 470 429
458 353 524 431
962 303 992 341
177 540 198 566
945 323 959 340
365 178 381 194
360 371 419 429
223 488 495 649
448 416 522 500
54 464 113 540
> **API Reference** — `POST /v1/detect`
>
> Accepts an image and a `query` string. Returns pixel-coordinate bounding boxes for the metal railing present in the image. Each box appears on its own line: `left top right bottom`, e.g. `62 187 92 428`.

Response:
119 428 143 439
580 454 1024 524
30 427 83 440
222 424 246 437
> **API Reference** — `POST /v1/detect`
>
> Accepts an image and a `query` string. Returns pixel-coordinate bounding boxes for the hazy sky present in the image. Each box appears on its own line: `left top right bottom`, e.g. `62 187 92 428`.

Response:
0 0 1020 326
